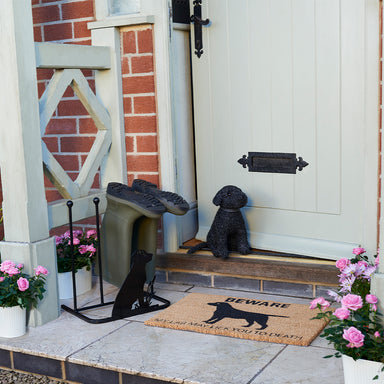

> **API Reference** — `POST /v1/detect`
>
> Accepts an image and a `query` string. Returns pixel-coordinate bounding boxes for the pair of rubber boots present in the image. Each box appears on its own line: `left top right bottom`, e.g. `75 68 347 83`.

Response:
101 180 189 287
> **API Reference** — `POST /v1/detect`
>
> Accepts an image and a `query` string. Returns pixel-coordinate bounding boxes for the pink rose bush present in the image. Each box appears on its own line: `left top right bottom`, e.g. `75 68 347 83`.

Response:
0 260 48 309
310 248 384 366
56 229 98 273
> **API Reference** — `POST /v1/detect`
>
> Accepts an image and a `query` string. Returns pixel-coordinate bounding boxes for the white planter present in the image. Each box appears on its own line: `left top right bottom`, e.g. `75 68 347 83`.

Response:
58 266 92 299
343 354 384 383
0 306 26 338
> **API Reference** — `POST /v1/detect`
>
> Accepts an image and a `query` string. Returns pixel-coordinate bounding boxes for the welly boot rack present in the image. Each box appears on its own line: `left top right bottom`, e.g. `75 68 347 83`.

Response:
61 198 170 324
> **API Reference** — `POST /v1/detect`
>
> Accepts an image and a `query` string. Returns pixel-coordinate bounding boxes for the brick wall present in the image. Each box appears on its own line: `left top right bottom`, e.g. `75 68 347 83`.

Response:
121 26 159 187
0 1 160 241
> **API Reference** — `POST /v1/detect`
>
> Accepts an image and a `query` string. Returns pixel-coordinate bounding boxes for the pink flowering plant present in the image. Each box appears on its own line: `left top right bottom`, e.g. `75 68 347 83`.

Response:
56 229 98 273
310 247 384 374
0 260 48 309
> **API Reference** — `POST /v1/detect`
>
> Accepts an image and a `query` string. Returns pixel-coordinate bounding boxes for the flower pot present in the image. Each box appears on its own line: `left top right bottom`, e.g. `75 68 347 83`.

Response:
58 266 92 300
0 306 26 338
342 354 384 383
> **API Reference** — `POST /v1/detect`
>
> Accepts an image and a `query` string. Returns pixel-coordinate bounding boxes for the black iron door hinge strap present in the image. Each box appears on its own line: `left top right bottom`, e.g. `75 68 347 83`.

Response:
172 0 190 24
238 152 309 174
190 0 210 58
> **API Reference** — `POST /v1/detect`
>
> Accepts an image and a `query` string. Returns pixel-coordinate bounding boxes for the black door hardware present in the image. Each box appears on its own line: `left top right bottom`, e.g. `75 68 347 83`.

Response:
190 0 210 58
172 0 190 24
238 152 309 174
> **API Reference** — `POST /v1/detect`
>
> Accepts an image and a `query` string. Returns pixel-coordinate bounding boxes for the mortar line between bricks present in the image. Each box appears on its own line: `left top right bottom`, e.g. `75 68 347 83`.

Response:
245 345 288 384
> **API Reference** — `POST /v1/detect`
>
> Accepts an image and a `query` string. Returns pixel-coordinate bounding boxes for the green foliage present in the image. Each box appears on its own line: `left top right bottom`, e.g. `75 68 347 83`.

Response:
0 261 48 309
56 230 98 273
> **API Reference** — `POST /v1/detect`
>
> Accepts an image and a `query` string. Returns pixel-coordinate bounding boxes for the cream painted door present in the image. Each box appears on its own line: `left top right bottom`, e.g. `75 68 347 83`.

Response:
190 0 380 260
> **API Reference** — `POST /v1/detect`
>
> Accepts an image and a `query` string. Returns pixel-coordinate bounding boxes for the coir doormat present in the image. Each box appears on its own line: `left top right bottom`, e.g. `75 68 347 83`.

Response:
145 293 327 346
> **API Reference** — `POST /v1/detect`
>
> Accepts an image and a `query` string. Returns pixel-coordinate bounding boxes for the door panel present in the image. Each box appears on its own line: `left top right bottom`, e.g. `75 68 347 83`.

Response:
190 0 379 259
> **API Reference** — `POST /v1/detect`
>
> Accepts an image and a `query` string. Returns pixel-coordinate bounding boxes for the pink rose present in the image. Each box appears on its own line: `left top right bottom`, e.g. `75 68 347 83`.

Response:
17 263 23 269
310 297 330 310
375 331 381 338
34 266 48 276
343 326 365 348
336 258 350 271
55 236 63 245
0 277 4 282
366 294 378 304
86 245 96 255
78 245 88 255
353 247 366 255
68 238 80 245
334 307 350 320
341 294 363 311
86 229 97 238
0 260 15 273
73 230 83 238
17 277 29 291
7 267 20 276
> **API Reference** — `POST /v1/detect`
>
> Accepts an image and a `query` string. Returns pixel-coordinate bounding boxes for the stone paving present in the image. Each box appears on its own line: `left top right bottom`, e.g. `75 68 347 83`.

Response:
0 281 344 384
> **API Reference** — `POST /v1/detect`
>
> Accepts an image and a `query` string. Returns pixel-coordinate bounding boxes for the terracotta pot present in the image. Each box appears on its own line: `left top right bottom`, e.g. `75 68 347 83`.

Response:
343 354 384 383
0 306 26 338
58 266 92 299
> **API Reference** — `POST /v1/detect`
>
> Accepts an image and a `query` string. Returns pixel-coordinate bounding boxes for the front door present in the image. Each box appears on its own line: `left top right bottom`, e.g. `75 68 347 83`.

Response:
190 0 379 259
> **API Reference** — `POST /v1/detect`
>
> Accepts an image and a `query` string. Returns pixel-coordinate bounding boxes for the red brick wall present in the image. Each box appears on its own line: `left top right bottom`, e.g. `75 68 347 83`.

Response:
121 26 159 187
0 2 161 240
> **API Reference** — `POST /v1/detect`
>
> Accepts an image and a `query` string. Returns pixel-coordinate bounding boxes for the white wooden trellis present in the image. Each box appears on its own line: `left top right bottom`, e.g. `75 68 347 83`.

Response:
35 39 127 228
0 0 127 326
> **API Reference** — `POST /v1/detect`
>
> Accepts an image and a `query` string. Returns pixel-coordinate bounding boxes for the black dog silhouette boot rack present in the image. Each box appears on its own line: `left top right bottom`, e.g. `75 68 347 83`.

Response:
61 198 171 324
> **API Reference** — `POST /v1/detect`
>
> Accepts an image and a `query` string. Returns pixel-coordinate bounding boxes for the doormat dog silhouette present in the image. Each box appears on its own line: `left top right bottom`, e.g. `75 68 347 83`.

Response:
145 293 328 346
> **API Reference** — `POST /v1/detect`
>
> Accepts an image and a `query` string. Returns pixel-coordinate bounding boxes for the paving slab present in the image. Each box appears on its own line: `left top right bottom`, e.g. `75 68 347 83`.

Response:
68 321 285 384
0 282 344 384
250 344 343 384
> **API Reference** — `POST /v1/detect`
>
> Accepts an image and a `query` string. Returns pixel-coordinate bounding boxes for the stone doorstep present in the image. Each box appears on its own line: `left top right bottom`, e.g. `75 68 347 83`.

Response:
155 251 339 299
0 349 170 384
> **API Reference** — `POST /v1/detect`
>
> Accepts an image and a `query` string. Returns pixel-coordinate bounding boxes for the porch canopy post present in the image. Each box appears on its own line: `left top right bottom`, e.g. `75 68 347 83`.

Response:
0 0 59 325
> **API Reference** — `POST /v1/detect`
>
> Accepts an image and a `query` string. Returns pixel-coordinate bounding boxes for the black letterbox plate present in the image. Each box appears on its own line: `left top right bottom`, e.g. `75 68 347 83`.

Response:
247 152 298 174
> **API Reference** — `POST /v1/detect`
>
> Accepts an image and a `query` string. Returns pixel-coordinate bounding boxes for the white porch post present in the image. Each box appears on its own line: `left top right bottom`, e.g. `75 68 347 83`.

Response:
0 0 59 325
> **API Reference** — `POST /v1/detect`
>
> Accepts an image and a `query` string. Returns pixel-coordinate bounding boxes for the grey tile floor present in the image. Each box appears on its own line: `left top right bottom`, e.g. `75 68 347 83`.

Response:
0 281 344 384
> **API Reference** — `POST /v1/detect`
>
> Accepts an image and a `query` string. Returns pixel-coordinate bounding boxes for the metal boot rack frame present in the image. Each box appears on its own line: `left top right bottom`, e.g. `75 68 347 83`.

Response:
61 198 170 324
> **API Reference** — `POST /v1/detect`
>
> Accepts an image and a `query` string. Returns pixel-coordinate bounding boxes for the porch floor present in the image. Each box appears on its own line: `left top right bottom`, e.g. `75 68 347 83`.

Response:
0 277 343 384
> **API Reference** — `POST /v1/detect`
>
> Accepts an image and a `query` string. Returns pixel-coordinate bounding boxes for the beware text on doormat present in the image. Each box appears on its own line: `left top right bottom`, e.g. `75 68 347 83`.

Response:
145 293 328 346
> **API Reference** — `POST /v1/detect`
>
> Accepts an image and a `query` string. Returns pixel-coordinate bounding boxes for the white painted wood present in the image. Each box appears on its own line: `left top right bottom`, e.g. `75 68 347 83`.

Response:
42 142 81 199
78 130 112 195
0 0 50 243
35 42 111 69
91 26 128 187
47 192 107 229
71 69 111 131
39 69 75 135
110 0 140 15
89 14 155 29
0 0 59 326
191 0 379 260
94 0 110 20
40 68 112 200
170 25 198 242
